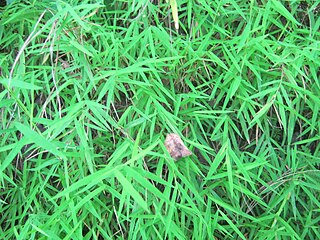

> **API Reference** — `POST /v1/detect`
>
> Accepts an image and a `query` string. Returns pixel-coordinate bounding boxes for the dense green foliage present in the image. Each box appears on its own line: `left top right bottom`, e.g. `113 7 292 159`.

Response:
0 0 319 239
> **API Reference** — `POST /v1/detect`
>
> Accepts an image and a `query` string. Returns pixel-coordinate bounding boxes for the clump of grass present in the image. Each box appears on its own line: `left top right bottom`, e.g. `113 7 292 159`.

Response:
0 0 319 239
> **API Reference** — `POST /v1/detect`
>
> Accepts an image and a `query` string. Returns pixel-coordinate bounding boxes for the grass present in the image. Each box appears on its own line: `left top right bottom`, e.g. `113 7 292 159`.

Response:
0 0 319 239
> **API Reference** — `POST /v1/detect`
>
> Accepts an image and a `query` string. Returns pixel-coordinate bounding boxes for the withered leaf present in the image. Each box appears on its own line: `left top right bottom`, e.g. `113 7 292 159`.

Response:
164 133 192 160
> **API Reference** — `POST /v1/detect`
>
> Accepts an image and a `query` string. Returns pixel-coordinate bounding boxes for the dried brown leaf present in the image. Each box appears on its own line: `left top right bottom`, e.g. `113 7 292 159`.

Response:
164 133 192 160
